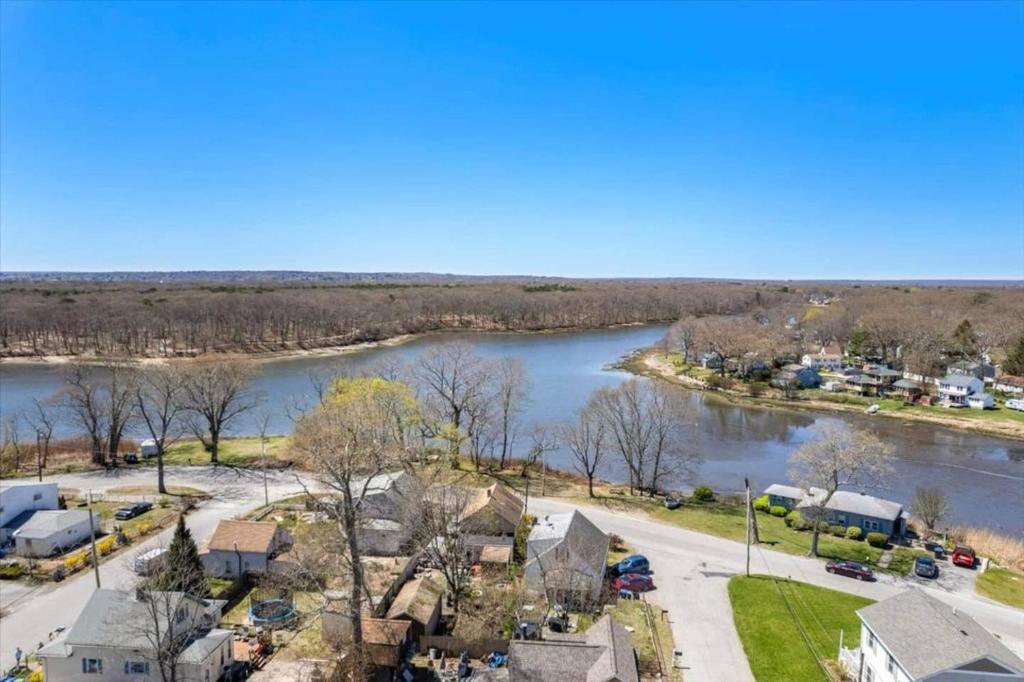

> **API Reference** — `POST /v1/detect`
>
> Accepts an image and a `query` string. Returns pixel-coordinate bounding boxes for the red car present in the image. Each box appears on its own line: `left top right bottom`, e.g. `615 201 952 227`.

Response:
952 545 976 568
825 560 874 581
613 573 655 593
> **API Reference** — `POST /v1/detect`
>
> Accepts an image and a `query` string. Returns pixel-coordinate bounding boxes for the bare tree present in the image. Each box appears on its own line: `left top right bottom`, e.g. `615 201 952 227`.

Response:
413 480 475 612
135 365 186 493
494 357 529 469
910 486 949 532
1 414 23 474
788 426 894 557
62 360 136 464
179 360 259 464
411 342 491 462
561 401 606 497
291 377 417 659
24 397 59 473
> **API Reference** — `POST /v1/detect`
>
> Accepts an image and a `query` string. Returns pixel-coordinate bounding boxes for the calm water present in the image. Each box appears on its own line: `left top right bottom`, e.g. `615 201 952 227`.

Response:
2 326 1022 533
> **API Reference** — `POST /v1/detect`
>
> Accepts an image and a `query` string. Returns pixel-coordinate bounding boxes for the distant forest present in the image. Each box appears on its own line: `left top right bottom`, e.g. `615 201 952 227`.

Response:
0 276 1022 361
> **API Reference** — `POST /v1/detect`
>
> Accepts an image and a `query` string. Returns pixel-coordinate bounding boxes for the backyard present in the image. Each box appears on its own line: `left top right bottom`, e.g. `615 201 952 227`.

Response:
729 575 873 682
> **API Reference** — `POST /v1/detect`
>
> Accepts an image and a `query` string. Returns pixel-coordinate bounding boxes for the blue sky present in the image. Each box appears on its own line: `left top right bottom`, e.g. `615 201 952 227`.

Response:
1 1 1022 279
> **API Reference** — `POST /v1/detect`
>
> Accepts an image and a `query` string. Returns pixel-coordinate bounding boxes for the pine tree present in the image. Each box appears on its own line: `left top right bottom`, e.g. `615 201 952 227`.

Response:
155 514 209 597
1005 336 1024 376
951 319 978 359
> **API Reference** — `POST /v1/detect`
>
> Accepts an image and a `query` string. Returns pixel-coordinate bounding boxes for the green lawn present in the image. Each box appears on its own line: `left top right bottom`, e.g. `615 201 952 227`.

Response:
806 391 1024 426
885 547 929 576
729 575 873 682
161 436 292 467
976 567 1024 609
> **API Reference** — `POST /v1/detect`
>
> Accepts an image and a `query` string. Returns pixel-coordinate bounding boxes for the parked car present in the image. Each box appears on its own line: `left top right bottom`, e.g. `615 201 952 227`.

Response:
123 452 139 464
613 573 655 593
825 560 875 581
664 496 682 510
114 502 153 520
615 554 650 576
951 545 976 568
914 555 939 578
923 541 945 559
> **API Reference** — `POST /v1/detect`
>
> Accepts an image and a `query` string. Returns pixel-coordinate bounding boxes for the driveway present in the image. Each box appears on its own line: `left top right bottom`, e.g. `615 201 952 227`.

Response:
529 497 1024 682
0 465 310 672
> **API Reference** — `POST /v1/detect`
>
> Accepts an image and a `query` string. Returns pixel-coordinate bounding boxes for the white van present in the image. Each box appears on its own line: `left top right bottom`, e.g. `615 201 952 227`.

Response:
133 547 167 576
1006 399 1024 412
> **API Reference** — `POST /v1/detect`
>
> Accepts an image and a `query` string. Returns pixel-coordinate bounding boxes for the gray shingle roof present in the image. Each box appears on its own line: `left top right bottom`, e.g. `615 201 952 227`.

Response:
507 614 639 682
825 491 902 521
858 589 1024 678
12 510 90 539
763 484 806 500
528 510 609 578
940 374 980 388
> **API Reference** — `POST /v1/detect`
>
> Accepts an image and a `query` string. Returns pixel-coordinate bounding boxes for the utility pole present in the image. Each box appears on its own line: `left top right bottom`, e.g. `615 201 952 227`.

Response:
88 504 101 589
36 431 43 482
541 451 546 498
261 436 269 507
523 475 531 514
744 477 751 577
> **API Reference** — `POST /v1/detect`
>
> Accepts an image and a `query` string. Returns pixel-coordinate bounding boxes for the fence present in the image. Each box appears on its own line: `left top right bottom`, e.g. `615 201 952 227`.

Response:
419 636 508 659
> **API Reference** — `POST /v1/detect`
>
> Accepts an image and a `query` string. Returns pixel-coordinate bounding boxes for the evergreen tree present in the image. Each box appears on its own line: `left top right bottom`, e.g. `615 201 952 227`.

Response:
155 515 209 597
951 319 978 359
1005 336 1024 376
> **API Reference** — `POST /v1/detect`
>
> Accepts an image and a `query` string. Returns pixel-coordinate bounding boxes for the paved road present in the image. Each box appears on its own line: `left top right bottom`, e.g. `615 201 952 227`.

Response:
0 466 309 672
528 497 1024 682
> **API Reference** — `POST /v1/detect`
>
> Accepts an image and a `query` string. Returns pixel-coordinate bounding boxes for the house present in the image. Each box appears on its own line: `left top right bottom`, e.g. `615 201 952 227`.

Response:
384 572 445 638
822 491 906 540
995 375 1024 395
12 509 93 557
764 484 812 511
947 360 996 383
500 614 639 682
839 589 1024 681
801 345 843 372
462 483 523 537
352 470 415 555
845 374 881 396
889 379 923 401
772 364 821 389
938 374 986 407
0 481 59 544
698 351 724 370
200 519 292 577
525 511 609 608
864 367 902 392
36 588 233 682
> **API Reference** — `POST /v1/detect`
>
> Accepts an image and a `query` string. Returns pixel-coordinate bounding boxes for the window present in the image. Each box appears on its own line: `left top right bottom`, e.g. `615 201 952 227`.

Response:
176 607 187 623
125 660 150 675
864 666 874 682
33 492 43 501
867 631 876 652
82 658 103 674
225 560 233 574
887 654 896 674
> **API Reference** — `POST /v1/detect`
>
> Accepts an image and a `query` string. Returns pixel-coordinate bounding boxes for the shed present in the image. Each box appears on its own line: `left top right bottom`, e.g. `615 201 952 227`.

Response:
385 572 445 638
12 509 93 557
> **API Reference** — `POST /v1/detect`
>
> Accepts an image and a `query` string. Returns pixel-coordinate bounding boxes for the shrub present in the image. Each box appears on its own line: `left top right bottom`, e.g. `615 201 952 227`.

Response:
0 564 25 580
829 525 846 537
705 375 733 390
845 527 863 541
817 521 831 533
769 505 788 517
785 510 801 527
753 495 770 512
97 536 117 555
747 382 769 397
866 532 889 548
692 486 715 502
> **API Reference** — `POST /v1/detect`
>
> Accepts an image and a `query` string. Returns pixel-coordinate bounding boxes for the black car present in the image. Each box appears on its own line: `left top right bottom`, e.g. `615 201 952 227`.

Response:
123 452 139 464
114 502 153 520
914 555 939 579
923 541 945 559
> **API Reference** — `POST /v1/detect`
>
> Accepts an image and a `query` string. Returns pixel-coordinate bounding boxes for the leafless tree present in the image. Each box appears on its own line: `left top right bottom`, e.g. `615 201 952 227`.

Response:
561 401 606 497
494 357 529 469
412 479 475 612
788 426 894 557
23 397 59 471
62 360 136 464
135 365 186 493
911 486 949 532
1 414 23 473
179 360 260 464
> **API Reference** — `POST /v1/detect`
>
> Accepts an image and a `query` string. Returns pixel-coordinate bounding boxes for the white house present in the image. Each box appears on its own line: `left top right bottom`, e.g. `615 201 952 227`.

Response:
967 393 995 410
37 588 233 682
12 510 93 557
937 374 986 407
351 470 415 555
525 510 609 608
995 376 1024 395
801 344 844 372
0 481 59 544
839 589 1024 681
200 519 292 577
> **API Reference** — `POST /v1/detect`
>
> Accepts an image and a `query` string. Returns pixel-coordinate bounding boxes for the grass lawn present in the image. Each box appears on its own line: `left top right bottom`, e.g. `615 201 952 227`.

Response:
161 436 292 467
885 547 929 576
976 567 1024 609
74 500 178 536
105 484 209 499
729 575 873 682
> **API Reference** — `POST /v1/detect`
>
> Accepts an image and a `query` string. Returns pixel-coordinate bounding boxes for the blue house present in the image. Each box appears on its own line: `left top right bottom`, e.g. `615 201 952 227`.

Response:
823 491 906 540
771 364 821 389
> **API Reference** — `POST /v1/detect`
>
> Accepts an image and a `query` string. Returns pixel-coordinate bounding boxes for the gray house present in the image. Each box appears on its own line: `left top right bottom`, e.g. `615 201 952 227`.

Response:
525 511 609 608
12 510 93 557
499 614 640 682
200 519 292 577
823 491 906 540
772 364 821 389
764 484 817 510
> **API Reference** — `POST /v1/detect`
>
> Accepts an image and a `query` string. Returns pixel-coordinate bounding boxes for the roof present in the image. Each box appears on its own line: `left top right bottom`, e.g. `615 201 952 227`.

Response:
892 379 921 390
462 483 524 529
479 545 513 564
351 470 409 498
997 375 1024 387
528 511 609 580
0 480 57 495
179 628 233 664
825 491 902 521
207 519 281 554
763 484 806 500
940 374 981 388
845 374 880 385
866 367 901 378
12 510 90 539
361 617 411 645
858 589 1024 679
385 573 444 624
507 614 639 682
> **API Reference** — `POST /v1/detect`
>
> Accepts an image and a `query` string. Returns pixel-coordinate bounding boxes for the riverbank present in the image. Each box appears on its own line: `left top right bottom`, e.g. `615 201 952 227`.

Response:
623 348 1024 441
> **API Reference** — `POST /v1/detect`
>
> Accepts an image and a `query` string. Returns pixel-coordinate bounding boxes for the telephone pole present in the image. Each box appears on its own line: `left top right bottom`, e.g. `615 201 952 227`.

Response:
744 478 752 577
88 504 101 588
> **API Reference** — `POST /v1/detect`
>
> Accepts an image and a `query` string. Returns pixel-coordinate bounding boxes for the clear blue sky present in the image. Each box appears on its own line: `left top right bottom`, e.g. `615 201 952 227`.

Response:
1 1 1022 279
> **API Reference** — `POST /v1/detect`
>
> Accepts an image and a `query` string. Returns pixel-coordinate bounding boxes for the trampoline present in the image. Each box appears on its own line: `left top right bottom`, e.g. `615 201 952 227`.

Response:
248 587 297 626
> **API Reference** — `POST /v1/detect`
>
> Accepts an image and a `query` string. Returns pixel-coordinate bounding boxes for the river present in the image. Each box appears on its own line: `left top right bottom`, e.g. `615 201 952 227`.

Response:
2 325 1022 534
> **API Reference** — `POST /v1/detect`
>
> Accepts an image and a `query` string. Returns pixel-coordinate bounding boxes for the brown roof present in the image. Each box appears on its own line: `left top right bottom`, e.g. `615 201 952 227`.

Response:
361 617 411 645
385 573 444 624
998 375 1024 387
207 520 281 554
463 483 524 529
479 545 513 564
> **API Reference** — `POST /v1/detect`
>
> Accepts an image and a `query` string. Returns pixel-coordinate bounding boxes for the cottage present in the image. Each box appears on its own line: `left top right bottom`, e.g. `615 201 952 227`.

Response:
698 351 724 370
0 481 59 544
36 588 233 682
823 491 906 540
462 483 523 537
938 374 986 407
12 509 93 557
839 589 1024 681
351 470 415 555
200 519 292 577
384 572 445 638
500 614 639 682
889 379 923 401
763 484 810 511
864 367 901 392
321 605 411 671
844 374 881 396
772 364 822 389
525 511 609 608
995 375 1024 395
